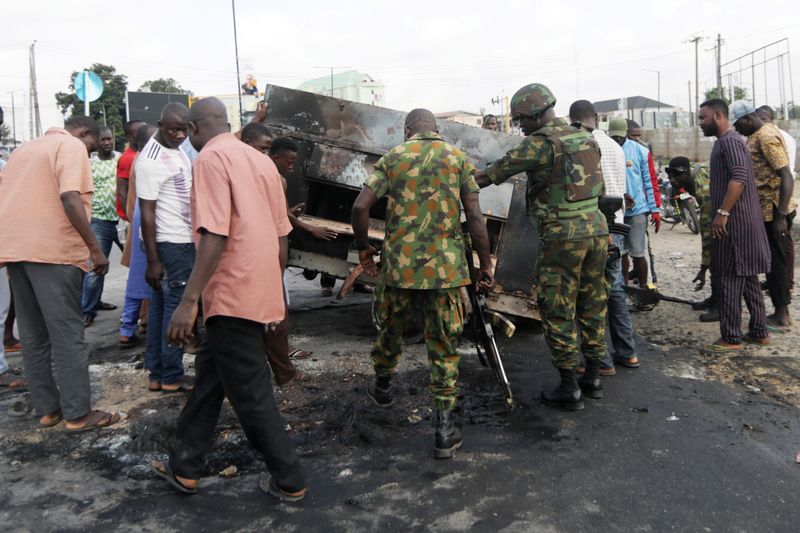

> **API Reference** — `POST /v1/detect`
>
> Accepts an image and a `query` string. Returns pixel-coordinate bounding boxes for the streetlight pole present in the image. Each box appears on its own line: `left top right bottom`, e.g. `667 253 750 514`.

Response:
7 91 17 147
231 0 244 127
314 66 351 98
643 68 661 111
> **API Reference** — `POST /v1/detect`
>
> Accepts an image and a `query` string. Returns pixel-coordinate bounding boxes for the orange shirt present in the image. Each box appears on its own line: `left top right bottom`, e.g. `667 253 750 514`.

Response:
191 133 292 325
0 128 93 271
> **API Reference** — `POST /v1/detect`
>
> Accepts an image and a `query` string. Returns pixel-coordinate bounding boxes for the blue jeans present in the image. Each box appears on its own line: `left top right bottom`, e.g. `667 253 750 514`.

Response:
80 218 118 319
602 233 636 368
145 242 196 385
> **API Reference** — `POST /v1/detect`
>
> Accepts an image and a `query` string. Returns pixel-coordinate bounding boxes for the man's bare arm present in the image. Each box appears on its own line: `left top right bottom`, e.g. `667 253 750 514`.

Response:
462 190 493 287
116 178 129 220
139 199 163 289
61 191 109 275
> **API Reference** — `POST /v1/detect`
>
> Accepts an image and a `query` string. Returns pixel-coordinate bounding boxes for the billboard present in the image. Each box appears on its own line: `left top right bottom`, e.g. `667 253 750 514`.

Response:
126 91 191 125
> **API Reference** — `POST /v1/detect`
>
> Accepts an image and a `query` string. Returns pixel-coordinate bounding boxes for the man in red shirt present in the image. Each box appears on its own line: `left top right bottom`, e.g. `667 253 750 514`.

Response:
151 97 306 501
115 119 145 221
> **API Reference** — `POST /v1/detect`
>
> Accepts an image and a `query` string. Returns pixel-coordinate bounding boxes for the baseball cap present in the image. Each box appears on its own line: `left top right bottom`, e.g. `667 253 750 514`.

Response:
666 156 690 173
608 117 628 137
729 100 755 124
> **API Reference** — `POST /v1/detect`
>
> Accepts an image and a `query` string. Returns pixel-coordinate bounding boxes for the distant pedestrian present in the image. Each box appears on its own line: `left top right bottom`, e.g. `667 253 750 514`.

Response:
0 116 120 431
732 100 795 330
698 99 770 352
152 97 306 501
137 103 195 393
116 119 146 222
80 126 121 327
483 114 498 131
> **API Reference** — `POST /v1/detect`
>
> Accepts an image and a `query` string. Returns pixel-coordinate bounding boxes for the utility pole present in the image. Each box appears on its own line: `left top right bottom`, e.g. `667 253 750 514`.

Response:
686 35 703 127
643 69 661 110
231 0 243 128
716 34 723 97
314 66 351 98
687 80 692 116
8 91 17 147
28 41 41 138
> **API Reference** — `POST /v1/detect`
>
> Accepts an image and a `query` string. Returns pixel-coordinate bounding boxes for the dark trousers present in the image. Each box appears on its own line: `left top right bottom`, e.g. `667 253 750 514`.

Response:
80 218 118 319
765 217 793 309
264 319 297 385
169 315 304 491
718 274 767 344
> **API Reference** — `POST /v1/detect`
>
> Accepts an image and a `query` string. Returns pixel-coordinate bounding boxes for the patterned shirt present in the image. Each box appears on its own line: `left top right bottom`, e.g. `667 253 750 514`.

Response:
363 131 478 290
90 152 121 221
747 122 790 222
486 117 607 241
593 129 626 223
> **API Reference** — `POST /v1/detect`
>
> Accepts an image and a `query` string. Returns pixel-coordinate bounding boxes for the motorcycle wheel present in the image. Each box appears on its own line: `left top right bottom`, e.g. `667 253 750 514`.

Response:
681 198 700 235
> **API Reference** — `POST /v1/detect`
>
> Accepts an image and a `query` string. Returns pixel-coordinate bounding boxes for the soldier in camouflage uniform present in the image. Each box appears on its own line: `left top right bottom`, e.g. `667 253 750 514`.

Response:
665 157 718 321
476 83 609 411
351 108 493 458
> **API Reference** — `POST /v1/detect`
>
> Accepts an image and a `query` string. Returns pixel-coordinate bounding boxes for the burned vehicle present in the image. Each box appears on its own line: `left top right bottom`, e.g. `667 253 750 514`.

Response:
261 84 540 322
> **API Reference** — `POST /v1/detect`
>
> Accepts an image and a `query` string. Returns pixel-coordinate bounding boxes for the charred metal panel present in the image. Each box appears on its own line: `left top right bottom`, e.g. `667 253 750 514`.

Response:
492 177 539 296
306 144 377 189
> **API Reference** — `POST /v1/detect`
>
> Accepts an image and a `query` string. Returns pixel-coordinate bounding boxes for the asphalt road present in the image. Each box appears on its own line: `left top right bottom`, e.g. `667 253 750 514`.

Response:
2 261 800 532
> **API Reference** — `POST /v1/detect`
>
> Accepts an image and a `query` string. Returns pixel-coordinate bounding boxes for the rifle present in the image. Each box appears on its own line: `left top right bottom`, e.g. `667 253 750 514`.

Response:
462 224 515 408
623 285 700 307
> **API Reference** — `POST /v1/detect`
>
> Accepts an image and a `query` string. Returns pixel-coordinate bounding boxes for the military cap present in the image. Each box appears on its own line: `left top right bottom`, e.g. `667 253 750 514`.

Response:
510 83 556 117
608 117 628 137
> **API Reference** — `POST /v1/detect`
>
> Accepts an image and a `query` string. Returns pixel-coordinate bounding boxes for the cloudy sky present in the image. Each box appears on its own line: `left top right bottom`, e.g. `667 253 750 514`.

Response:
1 0 798 139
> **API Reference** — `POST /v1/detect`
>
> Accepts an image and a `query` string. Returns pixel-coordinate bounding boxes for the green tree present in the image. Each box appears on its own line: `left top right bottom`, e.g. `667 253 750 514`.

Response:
55 63 128 150
138 78 192 95
0 124 14 145
704 86 748 104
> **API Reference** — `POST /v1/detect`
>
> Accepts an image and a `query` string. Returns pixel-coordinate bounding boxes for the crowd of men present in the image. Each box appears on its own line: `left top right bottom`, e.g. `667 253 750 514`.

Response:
0 82 796 500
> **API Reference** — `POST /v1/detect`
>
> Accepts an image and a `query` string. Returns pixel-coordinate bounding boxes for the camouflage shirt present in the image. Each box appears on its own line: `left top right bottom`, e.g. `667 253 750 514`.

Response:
692 165 712 267
363 131 479 289
485 118 607 241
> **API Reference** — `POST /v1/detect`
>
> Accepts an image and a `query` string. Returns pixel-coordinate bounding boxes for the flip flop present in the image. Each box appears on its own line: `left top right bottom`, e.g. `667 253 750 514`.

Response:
612 356 640 368
39 411 63 428
704 342 744 353
65 410 121 433
288 348 312 360
151 460 198 495
742 334 770 346
3 342 22 353
0 372 28 394
259 475 306 502
98 302 118 311
148 381 162 392
161 376 194 393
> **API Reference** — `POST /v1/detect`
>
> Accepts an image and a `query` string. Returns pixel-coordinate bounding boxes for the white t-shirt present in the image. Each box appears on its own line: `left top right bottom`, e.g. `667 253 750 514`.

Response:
593 129 626 223
778 128 796 175
135 136 193 243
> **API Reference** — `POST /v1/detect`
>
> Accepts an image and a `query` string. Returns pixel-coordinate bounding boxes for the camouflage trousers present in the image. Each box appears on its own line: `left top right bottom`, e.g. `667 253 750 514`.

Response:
371 285 465 411
537 236 609 369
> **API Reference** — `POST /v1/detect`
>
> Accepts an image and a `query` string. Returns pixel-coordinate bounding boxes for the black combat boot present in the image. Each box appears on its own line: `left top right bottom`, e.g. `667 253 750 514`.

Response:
577 359 604 400
366 375 393 407
541 369 585 411
699 307 720 323
434 408 462 459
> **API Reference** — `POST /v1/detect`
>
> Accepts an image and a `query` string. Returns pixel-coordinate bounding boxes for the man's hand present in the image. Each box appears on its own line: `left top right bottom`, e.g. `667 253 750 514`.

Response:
310 226 338 240
358 245 379 278
167 299 199 346
146 261 164 290
289 203 305 217
90 249 110 276
772 214 789 242
711 214 729 238
477 266 495 293
253 101 269 123
693 265 708 291
624 194 634 210
651 212 662 233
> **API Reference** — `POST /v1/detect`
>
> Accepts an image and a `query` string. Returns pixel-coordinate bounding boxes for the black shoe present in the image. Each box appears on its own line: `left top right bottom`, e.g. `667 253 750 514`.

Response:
541 369 585 410
577 360 604 400
699 308 720 323
366 376 393 407
434 408 462 459
692 297 713 311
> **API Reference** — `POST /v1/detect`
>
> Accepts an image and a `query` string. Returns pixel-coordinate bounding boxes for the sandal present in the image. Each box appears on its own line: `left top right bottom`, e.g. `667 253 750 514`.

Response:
83 316 94 328
148 381 162 392
98 302 117 311
743 334 770 346
65 410 121 433
0 371 28 393
119 334 140 348
612 355 640 368
39 411 63 428
151 460 198 495
161 376 194 393
259 475 306 502
288 348 312 359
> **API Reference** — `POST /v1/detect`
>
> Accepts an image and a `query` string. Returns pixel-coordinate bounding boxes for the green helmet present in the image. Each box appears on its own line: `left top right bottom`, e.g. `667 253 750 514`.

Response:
510 83 556 117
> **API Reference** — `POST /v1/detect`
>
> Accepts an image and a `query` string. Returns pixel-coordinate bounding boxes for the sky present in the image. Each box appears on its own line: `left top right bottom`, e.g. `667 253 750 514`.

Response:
1 0 799 141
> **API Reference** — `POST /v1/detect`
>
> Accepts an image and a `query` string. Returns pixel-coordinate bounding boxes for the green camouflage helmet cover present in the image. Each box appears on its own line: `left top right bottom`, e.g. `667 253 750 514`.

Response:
510 83 557 117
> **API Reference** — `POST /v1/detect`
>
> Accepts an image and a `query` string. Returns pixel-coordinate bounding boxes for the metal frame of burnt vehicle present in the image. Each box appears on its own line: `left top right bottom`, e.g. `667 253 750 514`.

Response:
260 84 541 322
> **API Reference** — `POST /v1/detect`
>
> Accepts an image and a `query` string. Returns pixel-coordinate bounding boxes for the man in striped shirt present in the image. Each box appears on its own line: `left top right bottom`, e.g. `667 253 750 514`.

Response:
569 101 637 374
699 99 770 352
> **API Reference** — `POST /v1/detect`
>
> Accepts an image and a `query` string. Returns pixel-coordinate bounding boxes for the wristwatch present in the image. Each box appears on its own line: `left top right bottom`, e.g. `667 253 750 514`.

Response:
716 209 730 217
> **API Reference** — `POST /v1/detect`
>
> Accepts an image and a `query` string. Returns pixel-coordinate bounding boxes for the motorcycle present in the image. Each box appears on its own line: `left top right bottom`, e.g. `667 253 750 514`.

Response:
659 176 700 235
